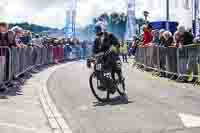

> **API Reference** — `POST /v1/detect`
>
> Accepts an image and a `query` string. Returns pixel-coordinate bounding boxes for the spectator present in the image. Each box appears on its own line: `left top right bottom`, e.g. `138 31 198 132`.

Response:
143 24 153 45
120 40 128 63
177 25 194 47
20 30 32 45
0 22 17 47
175 26 196 81
64 39 72 59
159 29 165 46
151 29 160 44
0 22 18 84
73 38 81 58
174 30 182 47
31 35 43 48
130 36 140 56
53 39 59 46
81 40 87 59
181 28 194 46
11 26 27 48
66 38 71 45
174 26 185 48
163 31 174 47
58 39 64 46
159 30 170 77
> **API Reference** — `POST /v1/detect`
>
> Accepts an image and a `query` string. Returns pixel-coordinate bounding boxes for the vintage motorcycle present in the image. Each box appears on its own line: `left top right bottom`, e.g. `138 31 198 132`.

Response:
87 50 126 102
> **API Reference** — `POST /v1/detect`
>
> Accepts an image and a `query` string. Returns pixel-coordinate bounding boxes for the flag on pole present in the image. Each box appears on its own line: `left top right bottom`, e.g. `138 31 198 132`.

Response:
65 9 73 38
193 0 200 37
184 0 190 9
125 0 136 41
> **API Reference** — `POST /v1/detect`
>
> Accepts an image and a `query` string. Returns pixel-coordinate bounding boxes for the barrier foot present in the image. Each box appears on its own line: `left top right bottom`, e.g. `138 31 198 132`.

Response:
176 75 185 82
0 84 9 97
31 68 40 74
23 72 32 79
8 80 21 88
140 67 145 72
154 71 160 77
169 74 176 80
16 77 26 85
193 79 199 86
152 71 158 76
132 62 137 68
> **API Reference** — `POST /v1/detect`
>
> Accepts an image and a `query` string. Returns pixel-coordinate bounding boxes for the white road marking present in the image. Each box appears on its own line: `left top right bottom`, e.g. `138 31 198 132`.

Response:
0 121 37 131
179 113 200 128
39 62 74 133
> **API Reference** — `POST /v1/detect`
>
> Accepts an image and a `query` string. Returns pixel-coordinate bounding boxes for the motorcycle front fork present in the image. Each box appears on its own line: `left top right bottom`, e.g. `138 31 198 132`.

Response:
111 71 123 81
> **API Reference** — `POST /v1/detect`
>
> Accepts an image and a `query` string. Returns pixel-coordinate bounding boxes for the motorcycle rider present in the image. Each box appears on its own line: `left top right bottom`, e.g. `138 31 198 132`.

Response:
91 21 124 94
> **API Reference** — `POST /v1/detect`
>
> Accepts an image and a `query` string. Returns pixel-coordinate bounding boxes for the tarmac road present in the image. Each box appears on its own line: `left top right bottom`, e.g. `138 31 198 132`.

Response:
47 60 200 133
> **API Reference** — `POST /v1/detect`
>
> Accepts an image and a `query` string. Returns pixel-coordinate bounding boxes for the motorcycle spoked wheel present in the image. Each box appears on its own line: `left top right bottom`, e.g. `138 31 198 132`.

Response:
89 72 110 102
89 72 126 102
113 72 126 96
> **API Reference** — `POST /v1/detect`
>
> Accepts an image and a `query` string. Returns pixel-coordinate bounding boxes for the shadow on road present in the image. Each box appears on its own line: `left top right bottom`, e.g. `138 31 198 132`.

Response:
0 64 53 99
93 96 134 106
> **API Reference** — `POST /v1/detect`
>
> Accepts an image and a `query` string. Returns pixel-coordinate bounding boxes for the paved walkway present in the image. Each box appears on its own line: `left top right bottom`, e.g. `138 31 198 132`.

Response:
0 70 52 133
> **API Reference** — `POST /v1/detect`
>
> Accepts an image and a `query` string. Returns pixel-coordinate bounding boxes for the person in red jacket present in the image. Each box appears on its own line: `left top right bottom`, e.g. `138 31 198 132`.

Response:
143 24 153 45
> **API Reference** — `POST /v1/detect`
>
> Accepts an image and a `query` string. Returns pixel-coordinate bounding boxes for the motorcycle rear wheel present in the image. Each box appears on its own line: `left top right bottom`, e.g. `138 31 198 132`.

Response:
113 72 126 96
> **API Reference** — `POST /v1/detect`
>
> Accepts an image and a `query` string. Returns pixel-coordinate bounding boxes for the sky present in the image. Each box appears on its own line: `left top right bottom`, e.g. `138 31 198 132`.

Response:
0 0 195 28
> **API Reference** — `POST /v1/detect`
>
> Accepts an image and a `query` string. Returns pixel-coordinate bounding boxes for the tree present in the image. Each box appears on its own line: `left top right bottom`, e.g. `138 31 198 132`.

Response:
136 18 145 34
80 12 128 40
9 22 56 33
109 12 126 39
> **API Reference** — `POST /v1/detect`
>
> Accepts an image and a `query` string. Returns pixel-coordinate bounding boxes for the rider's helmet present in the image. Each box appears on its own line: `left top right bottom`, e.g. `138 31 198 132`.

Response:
94 21 107 36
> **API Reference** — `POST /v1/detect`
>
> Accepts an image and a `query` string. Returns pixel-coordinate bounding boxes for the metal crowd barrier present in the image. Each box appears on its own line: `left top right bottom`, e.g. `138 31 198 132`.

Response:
0 43 93 88
135 44 200 82
176 45 200 81
0 47 12 86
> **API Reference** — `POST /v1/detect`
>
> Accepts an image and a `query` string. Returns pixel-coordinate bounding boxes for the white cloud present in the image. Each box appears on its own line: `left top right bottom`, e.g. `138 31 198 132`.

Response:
0 0 194 28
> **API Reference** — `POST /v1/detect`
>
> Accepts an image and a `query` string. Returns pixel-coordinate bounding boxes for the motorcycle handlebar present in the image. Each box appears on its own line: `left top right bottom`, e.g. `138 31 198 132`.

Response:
93 48 112 58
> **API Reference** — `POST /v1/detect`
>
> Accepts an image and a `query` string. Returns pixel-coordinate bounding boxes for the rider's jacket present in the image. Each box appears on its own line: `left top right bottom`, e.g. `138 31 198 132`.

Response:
93 32 120 54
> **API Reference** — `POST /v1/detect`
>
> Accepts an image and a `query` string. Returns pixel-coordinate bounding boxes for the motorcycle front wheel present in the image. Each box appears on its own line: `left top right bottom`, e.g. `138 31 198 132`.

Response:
89 72 110 102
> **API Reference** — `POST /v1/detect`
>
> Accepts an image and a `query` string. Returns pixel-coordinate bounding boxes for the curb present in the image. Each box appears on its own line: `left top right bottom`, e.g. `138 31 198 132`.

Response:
38 62 74 133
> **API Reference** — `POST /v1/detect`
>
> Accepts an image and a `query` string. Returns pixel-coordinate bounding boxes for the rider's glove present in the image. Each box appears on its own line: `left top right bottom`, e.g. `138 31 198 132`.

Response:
86 59 91 68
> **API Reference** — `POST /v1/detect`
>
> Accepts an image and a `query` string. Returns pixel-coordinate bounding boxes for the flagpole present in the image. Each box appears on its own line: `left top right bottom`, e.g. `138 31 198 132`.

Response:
166 0 170 30
194 0 197 36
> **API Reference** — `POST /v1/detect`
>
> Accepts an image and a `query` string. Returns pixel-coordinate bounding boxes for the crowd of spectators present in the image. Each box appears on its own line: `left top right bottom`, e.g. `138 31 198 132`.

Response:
0 22 90 54
130 23 200 81
133 23 195 48
0 21 93 87
0 21 92 79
